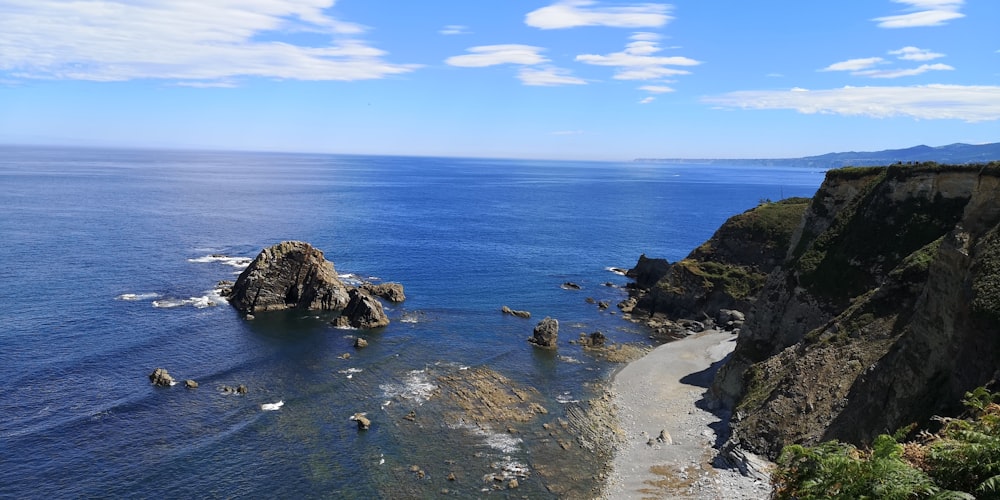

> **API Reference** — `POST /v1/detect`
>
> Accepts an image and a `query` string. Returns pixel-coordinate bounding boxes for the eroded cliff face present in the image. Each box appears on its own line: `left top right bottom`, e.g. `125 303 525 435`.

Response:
714 164 1000 460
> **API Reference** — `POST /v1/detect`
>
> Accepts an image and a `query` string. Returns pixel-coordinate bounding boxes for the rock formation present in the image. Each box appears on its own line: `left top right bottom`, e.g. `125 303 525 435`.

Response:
228 241 350 315
626 198 810 322
361 282 406 303
706 163 1000 461
148 368 174 387
501 305 532 319
333 288 389 329
528 317 559 349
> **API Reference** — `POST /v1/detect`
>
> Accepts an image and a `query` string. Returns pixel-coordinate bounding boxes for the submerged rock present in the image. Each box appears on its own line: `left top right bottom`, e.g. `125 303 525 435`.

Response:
528 317 559 349
148 368 174 387
228 241 351 315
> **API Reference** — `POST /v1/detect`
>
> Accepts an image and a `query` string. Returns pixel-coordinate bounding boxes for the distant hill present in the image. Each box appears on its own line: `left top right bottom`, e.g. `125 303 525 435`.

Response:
637 142 1000 169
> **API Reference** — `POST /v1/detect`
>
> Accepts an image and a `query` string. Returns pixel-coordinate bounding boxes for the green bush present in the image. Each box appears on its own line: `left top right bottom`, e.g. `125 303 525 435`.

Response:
773 387 1000 499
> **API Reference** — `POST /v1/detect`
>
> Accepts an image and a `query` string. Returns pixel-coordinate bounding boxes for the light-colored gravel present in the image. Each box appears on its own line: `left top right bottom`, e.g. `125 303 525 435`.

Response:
602 330 773 499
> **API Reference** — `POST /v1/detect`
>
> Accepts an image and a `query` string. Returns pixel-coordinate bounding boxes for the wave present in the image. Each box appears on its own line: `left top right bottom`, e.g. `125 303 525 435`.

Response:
379 369 438 404
605 266 628 276
260 401 284 411
116 292 161 301
187 254 252 273
556 392 580 404
152 289 228 309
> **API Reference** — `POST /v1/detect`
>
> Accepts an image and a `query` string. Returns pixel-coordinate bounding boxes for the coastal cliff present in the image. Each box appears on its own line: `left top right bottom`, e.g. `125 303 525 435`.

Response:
710 163 1000 460
626 197 810 324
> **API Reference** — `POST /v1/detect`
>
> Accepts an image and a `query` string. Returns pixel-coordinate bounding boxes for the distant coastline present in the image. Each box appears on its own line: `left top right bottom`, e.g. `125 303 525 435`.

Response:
636 141 1000 169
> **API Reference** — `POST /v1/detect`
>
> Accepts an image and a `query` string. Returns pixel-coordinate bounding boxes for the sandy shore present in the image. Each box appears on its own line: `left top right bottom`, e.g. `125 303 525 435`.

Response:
601 329 772 499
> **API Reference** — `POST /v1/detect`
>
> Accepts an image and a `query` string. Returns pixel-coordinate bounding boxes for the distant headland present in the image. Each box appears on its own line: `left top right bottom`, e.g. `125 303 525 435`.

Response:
636 142 1000 169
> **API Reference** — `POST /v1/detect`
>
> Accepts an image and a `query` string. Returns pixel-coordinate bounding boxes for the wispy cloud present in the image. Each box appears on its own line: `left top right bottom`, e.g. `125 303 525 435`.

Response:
440 25 471 35
703 84 1000 122
874 0 965 28
446 46 586 86
890 46 945 61
822 57 885 72
823 47 952 78
518 66 587 86
855 63 953 78
445 45 548 67
639 85 674 93
526 0 672 30
638 96 656 104
0 0 419 83
576 32 699 80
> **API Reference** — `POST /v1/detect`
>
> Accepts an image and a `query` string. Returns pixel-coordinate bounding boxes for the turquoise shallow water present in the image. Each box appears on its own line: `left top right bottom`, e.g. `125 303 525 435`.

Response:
0 147 824 498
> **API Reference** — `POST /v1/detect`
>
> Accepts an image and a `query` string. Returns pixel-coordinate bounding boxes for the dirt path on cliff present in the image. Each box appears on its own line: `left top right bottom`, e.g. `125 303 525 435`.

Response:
602 330 772 499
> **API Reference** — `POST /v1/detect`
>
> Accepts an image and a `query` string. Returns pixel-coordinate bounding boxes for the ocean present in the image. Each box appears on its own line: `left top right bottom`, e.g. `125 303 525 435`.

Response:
0 146 824 498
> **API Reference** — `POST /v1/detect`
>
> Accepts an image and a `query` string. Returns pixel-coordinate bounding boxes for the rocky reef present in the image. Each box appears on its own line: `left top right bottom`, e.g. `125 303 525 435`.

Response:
704 163 1000 461
226 241 399 329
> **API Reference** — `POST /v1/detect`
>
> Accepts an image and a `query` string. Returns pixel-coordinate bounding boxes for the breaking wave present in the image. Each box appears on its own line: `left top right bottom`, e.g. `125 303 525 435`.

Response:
379 369 438 404
116 292 161 301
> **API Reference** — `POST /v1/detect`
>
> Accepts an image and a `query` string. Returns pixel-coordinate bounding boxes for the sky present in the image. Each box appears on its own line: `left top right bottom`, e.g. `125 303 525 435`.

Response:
0 0 998 160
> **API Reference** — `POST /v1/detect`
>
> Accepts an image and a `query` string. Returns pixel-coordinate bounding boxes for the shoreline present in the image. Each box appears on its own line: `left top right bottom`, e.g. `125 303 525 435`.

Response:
600 329 772 499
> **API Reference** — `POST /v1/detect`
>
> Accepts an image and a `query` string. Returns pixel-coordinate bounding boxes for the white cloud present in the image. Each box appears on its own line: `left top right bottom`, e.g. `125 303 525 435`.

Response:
576 32 699 81
440 25 471 35
445 45 548 67
0 0 418 83
639 96 656 104
890 46 945 61
703 84 1000 122
518 66 587 86
822 57 885 72
874 0 965 28
855 63 954 78
526 0 672 30
640 85 674 93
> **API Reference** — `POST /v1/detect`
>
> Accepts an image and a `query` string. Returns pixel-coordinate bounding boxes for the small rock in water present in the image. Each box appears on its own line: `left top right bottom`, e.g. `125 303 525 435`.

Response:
184 379 198 389
354 337 368 349
148 368 175 387
351 413 371 430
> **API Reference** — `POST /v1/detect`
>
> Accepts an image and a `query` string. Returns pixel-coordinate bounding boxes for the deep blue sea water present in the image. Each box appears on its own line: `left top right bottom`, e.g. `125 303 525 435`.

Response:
0 146 824 498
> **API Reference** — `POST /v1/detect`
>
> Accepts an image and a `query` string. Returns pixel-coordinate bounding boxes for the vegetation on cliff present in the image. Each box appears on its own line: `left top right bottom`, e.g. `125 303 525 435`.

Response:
631 197 810 320
716 162 1000 464
773 387 1000 499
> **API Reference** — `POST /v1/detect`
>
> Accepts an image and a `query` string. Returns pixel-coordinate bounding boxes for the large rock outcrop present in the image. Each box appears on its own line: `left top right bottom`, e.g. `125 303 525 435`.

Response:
528 317 559 349
627 197 810 321
712 163 1000 460
229 241 351 315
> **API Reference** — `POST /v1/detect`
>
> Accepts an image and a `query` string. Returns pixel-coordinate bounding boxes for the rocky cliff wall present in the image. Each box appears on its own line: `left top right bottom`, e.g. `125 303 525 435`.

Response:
714 163 1000 460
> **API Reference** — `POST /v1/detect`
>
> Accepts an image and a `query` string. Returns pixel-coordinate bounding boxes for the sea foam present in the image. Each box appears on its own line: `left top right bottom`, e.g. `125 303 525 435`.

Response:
379 369 438 404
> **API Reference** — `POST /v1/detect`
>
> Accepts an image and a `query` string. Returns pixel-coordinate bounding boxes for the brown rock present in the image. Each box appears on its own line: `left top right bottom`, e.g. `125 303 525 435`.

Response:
228 241 350 315
361 282 406 303
148 368 174 387
528 317 559 349
334 289 390 329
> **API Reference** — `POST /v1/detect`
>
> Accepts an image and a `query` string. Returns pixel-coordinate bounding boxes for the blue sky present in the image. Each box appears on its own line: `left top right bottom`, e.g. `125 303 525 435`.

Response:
1 0 998 160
